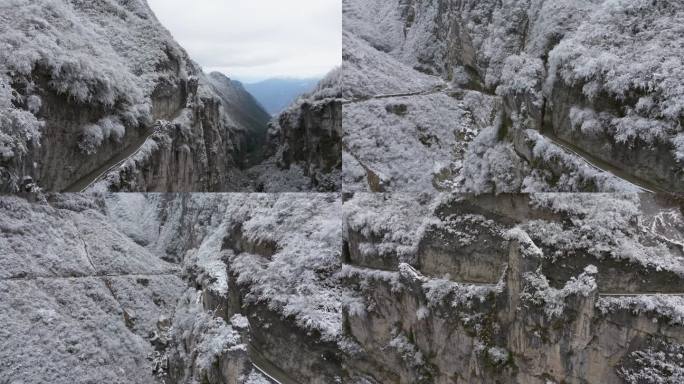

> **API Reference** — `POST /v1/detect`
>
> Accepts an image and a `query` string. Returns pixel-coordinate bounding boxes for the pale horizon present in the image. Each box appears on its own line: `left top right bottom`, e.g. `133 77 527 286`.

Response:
147 0 342 83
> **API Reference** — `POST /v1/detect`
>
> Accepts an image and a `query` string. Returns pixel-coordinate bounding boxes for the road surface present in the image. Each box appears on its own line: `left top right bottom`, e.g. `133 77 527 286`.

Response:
62 126 156 192
540 131 667 193
248 344 300 384
342 84 449 105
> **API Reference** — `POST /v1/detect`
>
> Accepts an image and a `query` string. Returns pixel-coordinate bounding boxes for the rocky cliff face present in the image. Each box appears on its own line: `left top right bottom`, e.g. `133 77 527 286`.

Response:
341 193 684 383
3 193 680 384
342 0 684 193
248 69 343 192
0 0 340 193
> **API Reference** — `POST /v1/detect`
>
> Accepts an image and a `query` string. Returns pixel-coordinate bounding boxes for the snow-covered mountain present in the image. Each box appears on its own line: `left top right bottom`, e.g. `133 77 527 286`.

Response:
0 0 341 192
342 0 684 193
1 192 682 383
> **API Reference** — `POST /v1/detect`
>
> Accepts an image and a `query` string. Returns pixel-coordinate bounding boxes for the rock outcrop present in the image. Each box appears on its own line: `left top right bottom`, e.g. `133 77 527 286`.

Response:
1 192 683 383
341 193 684 383
342 0 684 193
0 0 341 193
249 69 343 192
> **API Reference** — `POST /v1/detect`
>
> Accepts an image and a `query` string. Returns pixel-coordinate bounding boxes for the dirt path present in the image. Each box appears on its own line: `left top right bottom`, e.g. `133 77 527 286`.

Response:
62 126 157 193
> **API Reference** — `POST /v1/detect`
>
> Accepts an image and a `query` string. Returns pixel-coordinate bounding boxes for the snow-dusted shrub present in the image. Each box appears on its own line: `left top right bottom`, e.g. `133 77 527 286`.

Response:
618 339 684 384
525 194 684 275
168 289 246 384
526 0 598 58
521 266 597 319
78 116 126 154
568 107 603 136
597 295 684 326
229 194 347 342
496 54 544 106
612 113 672 147
0 75 44 160
547 0 684 141
304 66 342 101
0 0 193 166
505 227 543 258
461 127 527 193
343 193 438 263
388 333 425 368
423 277 502 309
485 346 511 366
0 1 145 107
673 134 684 162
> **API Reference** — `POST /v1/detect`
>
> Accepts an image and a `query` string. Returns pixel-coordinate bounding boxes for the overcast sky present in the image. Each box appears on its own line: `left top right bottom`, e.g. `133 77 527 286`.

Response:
147 0 341 83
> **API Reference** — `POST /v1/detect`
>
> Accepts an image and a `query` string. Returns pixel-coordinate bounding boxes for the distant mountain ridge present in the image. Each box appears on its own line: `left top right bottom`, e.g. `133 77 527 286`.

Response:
207 72 271 166
243 78 321 115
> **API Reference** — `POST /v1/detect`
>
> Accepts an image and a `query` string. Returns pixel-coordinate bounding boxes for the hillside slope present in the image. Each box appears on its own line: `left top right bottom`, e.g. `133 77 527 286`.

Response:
207 72 271 166
0 0 339 192
244 78 320 116
342 0 684 193
2 192 682 383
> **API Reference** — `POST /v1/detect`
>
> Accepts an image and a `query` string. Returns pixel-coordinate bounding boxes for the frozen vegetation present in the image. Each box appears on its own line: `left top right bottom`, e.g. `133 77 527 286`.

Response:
0 0 341 192
0 192 682 383
340 192 684 383
342 0 684 193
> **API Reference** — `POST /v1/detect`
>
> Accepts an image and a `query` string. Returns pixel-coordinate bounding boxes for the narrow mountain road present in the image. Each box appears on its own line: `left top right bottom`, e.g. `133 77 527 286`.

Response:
345 83 669 194
341 84 449 105
2 272 180 282
599 293 684 297
248 344 300 384
540 130 667 193
62 126 157 193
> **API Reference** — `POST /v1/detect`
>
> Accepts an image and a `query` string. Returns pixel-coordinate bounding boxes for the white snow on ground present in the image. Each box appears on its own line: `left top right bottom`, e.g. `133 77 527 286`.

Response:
0 278 161 384
344 93 481 192
342 0 684 192
1 193 350 383
342 31 443 99
0 194 186 384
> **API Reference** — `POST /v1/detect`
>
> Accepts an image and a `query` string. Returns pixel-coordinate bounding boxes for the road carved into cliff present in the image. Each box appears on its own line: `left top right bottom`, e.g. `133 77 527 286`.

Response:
341 84 449 105
62 126 158 193
248 344 300 384
540 130 667 193
2 272 179 282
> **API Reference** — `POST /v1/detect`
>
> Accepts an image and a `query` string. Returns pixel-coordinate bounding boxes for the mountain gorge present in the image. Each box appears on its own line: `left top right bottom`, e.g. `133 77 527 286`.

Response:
342 0 684 193
1 192 682 384
0 0 340 193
